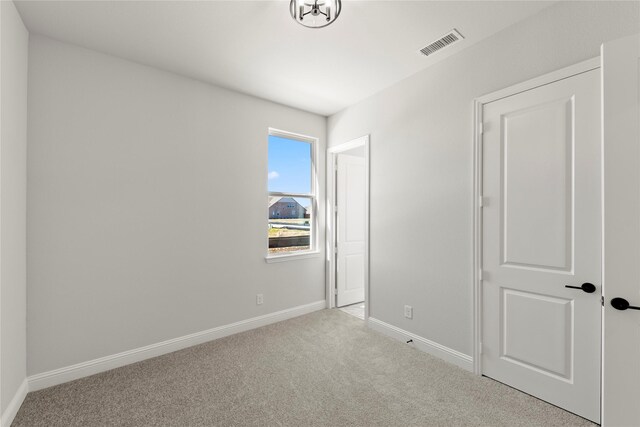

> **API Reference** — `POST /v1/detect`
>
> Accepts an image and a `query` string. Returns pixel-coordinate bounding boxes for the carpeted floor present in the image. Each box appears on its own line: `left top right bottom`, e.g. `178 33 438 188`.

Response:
13 309 595 427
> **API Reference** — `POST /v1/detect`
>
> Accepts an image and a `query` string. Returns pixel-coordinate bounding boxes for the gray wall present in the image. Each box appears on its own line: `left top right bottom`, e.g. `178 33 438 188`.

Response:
328 1 640 357
27 36 326 375
1 0 28 414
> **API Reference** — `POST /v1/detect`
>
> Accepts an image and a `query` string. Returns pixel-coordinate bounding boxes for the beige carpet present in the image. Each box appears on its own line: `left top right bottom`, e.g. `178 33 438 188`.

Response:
13 309 594 426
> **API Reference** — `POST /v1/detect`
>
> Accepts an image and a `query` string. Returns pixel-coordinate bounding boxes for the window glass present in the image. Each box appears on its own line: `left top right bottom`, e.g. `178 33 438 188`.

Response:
268 196 312 254
267 132 315 257
268 135 311 194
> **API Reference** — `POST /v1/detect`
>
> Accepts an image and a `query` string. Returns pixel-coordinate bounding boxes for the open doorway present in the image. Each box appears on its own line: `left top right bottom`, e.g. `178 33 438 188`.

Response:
327 136 370 320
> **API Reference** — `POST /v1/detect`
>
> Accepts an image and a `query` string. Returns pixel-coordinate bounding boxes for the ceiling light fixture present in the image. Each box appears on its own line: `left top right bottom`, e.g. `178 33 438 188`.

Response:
290 0 342 29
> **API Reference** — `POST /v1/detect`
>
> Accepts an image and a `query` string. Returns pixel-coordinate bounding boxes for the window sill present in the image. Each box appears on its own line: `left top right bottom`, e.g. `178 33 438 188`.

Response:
265 251 322 263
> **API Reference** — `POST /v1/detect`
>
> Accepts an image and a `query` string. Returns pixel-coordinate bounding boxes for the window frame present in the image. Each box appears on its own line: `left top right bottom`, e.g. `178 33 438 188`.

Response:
266 128 320 262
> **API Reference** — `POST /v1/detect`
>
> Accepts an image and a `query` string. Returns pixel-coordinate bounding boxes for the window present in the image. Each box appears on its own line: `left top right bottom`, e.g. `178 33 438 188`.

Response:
267 129 317 258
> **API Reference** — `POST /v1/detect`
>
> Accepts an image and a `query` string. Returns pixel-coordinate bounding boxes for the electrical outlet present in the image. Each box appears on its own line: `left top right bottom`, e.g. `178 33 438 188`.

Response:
404 305 413 319
256 294 264 305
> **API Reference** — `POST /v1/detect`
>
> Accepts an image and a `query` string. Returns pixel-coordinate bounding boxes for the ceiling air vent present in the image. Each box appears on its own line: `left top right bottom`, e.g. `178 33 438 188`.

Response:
419 29 464 57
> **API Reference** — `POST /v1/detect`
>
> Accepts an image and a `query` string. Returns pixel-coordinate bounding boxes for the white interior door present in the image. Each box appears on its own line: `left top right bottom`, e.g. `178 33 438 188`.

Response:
336 154 366 307
602 33 640 427
482 68 601 423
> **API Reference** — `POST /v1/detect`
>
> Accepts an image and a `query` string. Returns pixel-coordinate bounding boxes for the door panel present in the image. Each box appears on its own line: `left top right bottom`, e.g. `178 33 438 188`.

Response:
336 154 365 307
345 254 364 291
501 289 573 380
502 97 573 270
601 33 640 427
482 68 601 423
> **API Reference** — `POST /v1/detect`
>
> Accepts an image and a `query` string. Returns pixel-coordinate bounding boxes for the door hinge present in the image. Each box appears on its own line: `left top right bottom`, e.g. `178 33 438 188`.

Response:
601 296 605 306
479 195 484 208
479 122 484 134
334 288 338 295
478 269 483 281
479 342 483 354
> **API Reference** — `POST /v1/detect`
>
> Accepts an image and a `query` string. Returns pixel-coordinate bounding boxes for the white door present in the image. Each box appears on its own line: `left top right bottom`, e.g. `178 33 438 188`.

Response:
336 154 366 307
482 68 601 423
602 33 640 427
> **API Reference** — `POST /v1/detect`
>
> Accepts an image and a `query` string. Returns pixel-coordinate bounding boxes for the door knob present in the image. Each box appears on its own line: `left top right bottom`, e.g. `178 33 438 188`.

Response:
610 297 640 311
565 283 596 293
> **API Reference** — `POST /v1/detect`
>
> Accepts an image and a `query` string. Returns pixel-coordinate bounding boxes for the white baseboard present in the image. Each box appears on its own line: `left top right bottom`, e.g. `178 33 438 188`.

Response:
28 300 326 392
1 378 28 427
368 317 473 372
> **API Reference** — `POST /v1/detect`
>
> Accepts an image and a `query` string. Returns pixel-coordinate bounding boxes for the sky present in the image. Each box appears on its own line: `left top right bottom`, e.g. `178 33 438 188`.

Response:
268 135 312 205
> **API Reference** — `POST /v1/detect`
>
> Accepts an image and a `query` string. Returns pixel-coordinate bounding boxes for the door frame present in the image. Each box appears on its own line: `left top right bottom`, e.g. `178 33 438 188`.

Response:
600 33 640 427
471 57 601 375
326 135 370 318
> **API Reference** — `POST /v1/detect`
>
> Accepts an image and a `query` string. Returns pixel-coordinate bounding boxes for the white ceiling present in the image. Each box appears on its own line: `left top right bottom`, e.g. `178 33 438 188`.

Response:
15 1 554 116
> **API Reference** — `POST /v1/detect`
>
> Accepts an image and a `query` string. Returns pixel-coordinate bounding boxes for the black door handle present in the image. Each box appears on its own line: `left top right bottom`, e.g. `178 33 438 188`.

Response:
565 283 596 293
611 297 640 311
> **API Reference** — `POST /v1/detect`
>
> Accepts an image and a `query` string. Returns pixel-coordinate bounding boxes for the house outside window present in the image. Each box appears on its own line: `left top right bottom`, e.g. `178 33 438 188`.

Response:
267 129 317 257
